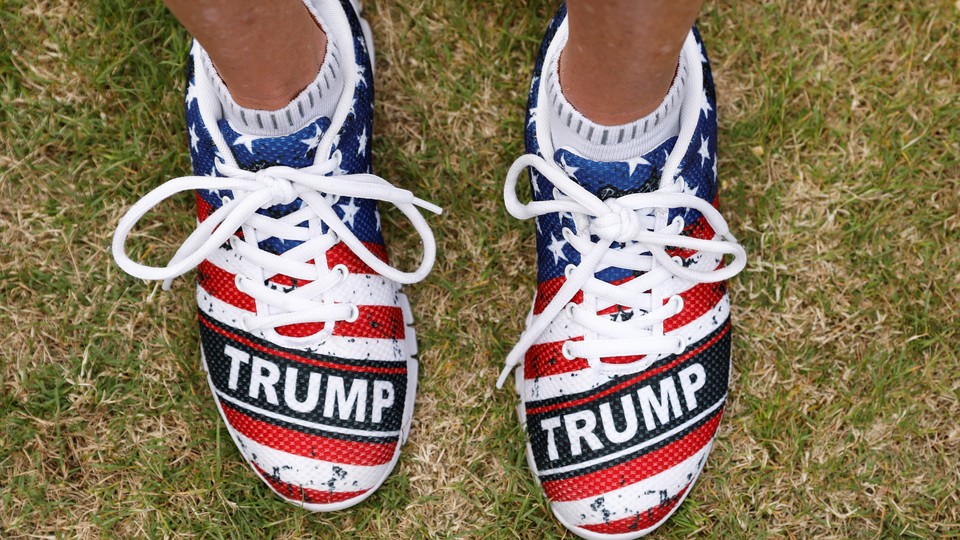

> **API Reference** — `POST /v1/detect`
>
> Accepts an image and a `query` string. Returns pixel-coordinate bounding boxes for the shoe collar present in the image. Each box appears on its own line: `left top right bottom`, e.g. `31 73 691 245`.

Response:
191 0 361 170
532 20 706 196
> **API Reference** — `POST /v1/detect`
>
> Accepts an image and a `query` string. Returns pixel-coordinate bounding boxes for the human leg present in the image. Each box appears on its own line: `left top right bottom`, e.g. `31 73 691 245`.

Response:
562 0 704 124
163 0 327 109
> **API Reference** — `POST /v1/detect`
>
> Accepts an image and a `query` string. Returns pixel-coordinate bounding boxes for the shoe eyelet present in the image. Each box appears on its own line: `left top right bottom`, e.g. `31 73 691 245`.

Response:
561 341 576 361
345 304 360 323
234 273 245 291
332 264 349 280
673 337 686 355
671 294 685 312
561 227 573 242
239 315 253 332
564 264 576 279
672 216 685 231
564 302 577 320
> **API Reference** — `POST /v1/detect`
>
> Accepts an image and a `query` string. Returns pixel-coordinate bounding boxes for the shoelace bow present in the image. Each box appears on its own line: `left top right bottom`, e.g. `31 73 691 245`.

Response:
497 153 746 388
113 156 441 333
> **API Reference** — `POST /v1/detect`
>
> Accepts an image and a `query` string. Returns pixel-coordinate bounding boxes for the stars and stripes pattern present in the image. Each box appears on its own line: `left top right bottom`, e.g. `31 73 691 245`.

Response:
515 7 731 538
183 0 415 511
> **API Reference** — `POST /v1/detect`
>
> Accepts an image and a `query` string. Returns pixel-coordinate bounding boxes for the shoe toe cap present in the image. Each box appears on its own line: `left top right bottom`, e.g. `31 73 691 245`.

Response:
248 455 395 512
548 471 699 540
216 399 402 511
542 439 715 540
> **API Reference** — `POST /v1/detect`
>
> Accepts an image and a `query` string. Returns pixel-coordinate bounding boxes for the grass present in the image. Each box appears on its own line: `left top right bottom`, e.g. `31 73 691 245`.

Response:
1 0 958 538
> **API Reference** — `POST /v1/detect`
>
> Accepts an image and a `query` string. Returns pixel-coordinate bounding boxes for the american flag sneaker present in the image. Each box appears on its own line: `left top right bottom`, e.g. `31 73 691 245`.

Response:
498 7 747 539
112 0 440 511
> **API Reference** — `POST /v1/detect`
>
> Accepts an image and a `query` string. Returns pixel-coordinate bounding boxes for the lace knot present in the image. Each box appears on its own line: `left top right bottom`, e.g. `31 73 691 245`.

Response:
256 171 298 203
592 201 643 242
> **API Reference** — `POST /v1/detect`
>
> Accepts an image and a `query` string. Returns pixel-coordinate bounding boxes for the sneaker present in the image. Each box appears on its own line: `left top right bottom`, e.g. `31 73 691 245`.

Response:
112 0 440 511
498 7 746 538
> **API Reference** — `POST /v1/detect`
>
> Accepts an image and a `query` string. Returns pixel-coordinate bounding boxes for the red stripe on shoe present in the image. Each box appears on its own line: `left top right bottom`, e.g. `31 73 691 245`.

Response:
596 304 626 317
326 241 388 274
197 241 387 307
601 353 646 365
525 323 729 416
664 280 726 333
196 192 213 222
685 212 717 241
251 463 368 505
221 403 397 466
542 407 723 502
275 305 406 339
233 240 386 289
668 211 719 260
534 276 584 315
526 277 723 375
194 195 243 240
536 273 644 317
525 337 587 379
576 483 692 535
267 267 314 289
197 260 406 340
199 314 407 375
527 278 651 379
198 260 256 311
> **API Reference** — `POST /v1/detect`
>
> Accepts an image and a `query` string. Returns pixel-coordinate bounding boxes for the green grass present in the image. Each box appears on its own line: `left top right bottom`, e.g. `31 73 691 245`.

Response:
2 0 958 538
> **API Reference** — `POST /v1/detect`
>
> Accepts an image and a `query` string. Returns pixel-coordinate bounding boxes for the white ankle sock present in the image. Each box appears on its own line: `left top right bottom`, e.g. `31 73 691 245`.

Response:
200 5 344 137
546 38 687 162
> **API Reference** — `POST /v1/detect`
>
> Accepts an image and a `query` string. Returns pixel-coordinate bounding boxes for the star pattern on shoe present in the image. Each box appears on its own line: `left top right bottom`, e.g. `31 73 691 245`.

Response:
186 79 200 105
559 154 579 177
189 124 200 152
625 156 651 178
233 133 261 154
547 233 567 265
356 64 367 87
300 125 322 154
698 135 711 167
700 89 713 117
531 173 542 197
678 174 700 197
340 197 361 227
357 128 367 156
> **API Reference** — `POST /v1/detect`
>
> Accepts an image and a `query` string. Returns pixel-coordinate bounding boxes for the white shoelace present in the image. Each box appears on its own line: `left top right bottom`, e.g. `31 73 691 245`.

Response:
113 156 441 333
497 153 746 388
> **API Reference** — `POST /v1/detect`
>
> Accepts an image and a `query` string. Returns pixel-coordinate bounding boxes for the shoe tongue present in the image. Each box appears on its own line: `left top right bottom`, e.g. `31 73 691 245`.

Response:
212 113 378 259
215 117 335 256
218 117 333 171
551 136 676 200
550 137 680 336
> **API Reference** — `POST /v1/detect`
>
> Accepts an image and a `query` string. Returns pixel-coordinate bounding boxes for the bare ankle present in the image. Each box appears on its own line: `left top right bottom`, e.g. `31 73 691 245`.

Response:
220 18 327 111
558 48 676 125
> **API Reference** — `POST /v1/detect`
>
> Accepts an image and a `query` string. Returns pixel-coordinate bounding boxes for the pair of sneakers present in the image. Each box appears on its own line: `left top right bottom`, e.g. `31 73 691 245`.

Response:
112 1 746 538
